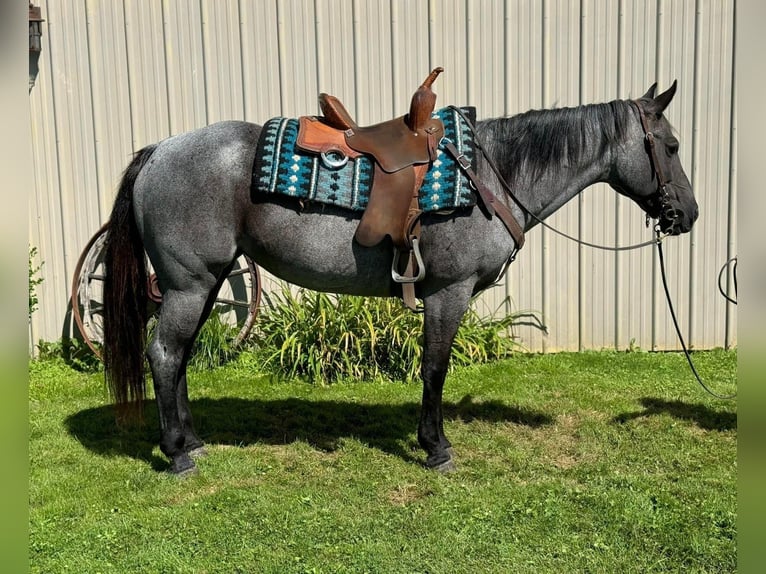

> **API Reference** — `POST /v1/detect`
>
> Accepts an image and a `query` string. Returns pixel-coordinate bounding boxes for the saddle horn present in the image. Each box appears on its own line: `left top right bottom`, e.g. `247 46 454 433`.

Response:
407 67 444 131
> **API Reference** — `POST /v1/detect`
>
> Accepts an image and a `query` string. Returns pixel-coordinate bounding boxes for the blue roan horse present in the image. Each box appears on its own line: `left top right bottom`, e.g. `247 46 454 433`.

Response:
103 82 697 475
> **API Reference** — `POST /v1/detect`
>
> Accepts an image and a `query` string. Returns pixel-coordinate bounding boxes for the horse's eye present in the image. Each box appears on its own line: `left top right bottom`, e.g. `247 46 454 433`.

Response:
666 139 679 156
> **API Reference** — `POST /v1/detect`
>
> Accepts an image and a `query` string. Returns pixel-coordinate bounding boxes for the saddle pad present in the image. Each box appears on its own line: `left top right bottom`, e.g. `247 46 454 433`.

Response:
252 106 478 213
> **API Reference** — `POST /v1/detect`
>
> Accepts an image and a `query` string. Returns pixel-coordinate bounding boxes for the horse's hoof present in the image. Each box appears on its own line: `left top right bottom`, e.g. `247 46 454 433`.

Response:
188 446 208 459
168 455 198 477
445 446 455 458
425 452 457 473
171 464 198 478
433 458 457 473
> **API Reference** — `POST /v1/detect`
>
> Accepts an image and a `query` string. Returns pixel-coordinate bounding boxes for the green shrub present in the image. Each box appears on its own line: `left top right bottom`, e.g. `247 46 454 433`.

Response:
36 338 102 373
29 246 43 320
187 308 241 370
452 305 522 364
250 284 524 384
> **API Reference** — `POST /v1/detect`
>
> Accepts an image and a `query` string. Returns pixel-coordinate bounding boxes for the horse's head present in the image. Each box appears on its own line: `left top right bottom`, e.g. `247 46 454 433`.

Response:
611 81 698 235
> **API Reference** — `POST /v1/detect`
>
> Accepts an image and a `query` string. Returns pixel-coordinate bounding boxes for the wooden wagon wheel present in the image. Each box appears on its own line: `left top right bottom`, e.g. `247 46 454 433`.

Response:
70 224 262 359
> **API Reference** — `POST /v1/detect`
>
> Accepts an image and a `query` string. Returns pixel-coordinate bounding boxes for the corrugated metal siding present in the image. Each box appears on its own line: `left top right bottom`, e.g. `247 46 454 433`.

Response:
29 0 737 353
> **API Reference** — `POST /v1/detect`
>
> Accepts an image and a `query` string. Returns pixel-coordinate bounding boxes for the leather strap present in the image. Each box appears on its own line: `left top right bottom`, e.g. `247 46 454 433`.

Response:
634 101 671 192
355 164 416 247
444 141 525 250
400 261 419 311
398 166 426 311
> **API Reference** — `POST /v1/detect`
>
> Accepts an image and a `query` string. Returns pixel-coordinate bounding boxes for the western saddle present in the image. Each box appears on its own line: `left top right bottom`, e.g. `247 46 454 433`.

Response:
295 67 525 308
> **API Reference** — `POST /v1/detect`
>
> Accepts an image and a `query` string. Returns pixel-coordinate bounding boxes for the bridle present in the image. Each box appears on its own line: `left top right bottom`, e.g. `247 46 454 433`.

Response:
632 100 681 231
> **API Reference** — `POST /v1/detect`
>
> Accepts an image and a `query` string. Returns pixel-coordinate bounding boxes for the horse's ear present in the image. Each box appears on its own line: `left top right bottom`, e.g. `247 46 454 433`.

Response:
641 83 658 100
652 80 678 113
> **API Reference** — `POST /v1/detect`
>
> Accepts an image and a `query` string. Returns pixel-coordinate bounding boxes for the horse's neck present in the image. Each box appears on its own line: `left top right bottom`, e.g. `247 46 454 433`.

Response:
478 107 624 231
516 153 611 228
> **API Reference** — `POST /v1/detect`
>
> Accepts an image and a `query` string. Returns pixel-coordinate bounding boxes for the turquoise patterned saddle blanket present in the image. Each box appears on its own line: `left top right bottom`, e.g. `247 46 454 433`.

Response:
252 106 478 213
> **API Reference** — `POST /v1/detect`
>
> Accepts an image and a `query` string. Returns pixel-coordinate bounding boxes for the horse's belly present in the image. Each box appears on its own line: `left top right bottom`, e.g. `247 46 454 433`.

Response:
241 199 396 296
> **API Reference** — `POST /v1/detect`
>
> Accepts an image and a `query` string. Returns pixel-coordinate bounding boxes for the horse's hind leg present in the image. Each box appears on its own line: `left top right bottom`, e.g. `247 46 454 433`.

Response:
147 281 217 475
177 371 205 457
419 282 474 472
174 266 236 459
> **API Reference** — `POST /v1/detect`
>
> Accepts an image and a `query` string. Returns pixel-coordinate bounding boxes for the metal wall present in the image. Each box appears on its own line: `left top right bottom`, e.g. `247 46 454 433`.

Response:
29 0 737 352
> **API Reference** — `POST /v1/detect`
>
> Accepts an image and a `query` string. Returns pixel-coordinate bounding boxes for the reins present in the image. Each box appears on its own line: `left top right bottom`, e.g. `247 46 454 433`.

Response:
717 256 738 305
447 104 735 400
657 233 736 400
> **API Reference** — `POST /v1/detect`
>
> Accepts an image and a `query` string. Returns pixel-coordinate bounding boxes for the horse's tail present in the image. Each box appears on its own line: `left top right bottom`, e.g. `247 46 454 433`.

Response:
103 144 157 423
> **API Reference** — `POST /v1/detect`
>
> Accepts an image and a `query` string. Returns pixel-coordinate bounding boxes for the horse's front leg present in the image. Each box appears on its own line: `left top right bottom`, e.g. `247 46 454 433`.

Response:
419 283 473 472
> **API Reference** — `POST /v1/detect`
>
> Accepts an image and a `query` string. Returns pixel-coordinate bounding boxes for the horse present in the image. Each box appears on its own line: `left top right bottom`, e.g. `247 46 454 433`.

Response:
102 81 697 475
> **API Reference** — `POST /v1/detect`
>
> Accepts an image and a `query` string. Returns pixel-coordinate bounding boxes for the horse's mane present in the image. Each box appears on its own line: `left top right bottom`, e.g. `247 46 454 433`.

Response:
477 100 635 183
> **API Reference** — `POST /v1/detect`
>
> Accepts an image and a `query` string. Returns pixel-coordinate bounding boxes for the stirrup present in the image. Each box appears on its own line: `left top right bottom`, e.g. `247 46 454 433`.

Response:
391 238 426 283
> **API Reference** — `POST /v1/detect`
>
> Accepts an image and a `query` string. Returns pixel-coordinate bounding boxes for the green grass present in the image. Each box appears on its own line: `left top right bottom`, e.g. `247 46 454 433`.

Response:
29 350 736 573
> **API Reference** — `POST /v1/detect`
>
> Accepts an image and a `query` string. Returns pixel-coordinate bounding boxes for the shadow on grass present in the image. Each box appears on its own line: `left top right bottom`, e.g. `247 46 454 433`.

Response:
612 397 737 431
64 395 552 471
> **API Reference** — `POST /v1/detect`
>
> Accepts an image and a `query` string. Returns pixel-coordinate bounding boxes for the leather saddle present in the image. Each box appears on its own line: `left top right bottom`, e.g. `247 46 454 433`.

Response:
296 67 445 251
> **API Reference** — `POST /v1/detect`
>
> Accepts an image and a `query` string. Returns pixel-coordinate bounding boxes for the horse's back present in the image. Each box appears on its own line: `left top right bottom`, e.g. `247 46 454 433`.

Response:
132 121 262 283
135 120 261 206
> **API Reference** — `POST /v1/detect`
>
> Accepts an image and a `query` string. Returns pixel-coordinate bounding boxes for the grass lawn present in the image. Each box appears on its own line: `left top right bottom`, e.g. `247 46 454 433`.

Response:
29 349 736 573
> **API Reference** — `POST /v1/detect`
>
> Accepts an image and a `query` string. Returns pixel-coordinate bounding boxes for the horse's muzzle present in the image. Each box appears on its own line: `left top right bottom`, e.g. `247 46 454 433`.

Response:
659 201 696 235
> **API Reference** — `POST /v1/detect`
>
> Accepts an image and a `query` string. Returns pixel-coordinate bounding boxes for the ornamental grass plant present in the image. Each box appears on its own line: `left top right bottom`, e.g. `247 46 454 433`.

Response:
250 284 524 384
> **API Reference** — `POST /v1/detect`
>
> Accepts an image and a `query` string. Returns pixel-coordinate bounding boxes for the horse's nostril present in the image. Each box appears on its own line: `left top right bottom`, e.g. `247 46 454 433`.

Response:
662 207 684 224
